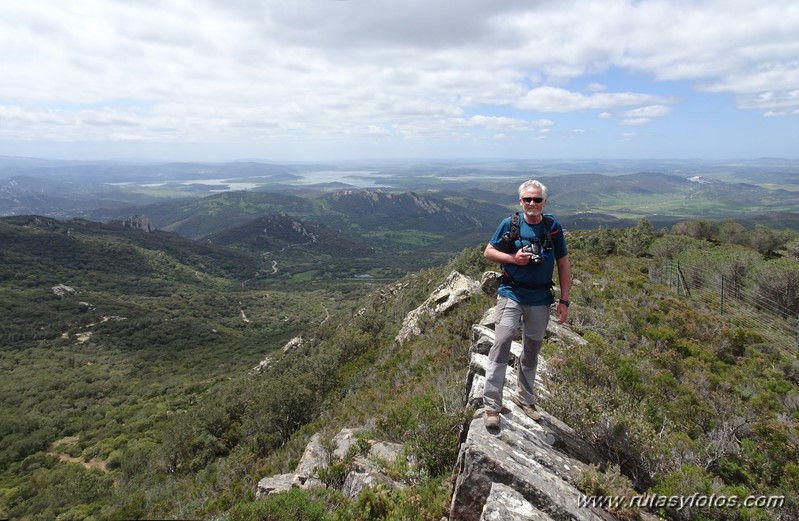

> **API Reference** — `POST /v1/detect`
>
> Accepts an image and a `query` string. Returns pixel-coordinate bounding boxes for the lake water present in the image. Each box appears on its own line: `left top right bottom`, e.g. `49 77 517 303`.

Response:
108 170 388 191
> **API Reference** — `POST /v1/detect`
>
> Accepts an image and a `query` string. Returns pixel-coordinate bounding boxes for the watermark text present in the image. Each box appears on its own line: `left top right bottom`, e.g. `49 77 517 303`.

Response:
578 493 785 511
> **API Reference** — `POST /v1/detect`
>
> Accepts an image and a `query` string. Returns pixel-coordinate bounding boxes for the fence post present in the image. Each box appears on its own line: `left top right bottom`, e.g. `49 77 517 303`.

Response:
676 261 690 297
720 275 725 315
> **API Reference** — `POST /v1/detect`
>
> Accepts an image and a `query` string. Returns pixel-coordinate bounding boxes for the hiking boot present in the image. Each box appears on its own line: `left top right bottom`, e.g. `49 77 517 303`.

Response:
483 409 500 428
511 394 542 421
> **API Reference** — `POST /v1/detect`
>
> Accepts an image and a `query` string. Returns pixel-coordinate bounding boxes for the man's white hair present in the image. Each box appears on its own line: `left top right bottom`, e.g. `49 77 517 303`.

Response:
518 180 548 199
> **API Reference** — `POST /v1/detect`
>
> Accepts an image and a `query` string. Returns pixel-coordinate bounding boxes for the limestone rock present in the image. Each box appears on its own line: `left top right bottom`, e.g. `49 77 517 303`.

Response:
122 214 154 232
255 427 409 502
331 427 365 460
342 455 405 499
480 271 501 298
292 433 328 490
250 356 273 374
396 271 482 344
255 473 295 498
450 314 621 521
481 482 551 521
282 336 304 353
52 284 76 297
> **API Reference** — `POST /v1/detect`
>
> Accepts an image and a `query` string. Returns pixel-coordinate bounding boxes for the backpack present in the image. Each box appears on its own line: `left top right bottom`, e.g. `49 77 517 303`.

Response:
498 212 559 291
498 212 557 253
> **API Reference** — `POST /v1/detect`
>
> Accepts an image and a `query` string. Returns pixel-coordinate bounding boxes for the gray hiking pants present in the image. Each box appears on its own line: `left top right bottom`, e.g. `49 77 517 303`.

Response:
482 296 550 413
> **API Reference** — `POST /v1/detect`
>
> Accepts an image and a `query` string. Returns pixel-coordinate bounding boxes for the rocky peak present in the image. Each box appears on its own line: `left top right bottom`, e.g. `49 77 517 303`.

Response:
122 214 154 232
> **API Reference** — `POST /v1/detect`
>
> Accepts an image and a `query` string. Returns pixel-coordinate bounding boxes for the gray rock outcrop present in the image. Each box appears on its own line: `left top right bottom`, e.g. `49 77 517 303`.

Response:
122 214 154 232
396 270 482 344
450 325 609 521
282 336 304 353
52 284 76 297
256 428 409 500
449 272 660 521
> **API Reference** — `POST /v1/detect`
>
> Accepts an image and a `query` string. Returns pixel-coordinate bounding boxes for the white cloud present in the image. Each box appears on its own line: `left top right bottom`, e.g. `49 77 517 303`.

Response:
0 0 796 159
620 118 651 126
736 89 799 110
468 115 553 132
516 86 671 112
623 105 673 118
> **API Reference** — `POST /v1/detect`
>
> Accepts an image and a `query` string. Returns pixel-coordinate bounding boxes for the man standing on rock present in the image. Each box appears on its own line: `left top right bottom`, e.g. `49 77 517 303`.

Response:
482 179 571 428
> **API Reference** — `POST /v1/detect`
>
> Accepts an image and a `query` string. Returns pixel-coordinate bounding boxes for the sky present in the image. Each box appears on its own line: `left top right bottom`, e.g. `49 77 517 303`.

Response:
0 0 797 162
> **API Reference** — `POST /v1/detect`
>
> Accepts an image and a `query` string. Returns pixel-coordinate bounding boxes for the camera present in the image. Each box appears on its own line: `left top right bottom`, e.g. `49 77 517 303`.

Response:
521 242 543 265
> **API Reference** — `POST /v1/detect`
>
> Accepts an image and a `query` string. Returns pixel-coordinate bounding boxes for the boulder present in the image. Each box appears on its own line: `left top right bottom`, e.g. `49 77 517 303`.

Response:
255 427 409 502
52 284 76 297
396 271 482 344
255 474 295 498
292 433 327 490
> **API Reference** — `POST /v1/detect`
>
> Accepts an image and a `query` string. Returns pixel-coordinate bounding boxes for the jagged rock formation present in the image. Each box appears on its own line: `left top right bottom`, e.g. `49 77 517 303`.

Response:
122 214 154 232
449 274 660 521
451 324 612 521
254 270 660 520
282 335 304 353
256 428 410 500
396 270 483 344
52 284 76 297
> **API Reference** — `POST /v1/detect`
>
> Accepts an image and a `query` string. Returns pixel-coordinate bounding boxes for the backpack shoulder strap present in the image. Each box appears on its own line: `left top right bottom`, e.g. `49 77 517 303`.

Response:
499 212 521 252
542 214 558 236
509 212 520 238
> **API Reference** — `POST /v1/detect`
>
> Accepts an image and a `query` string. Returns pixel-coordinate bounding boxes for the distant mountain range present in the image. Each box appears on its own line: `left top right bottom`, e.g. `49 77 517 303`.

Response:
1 156 797 236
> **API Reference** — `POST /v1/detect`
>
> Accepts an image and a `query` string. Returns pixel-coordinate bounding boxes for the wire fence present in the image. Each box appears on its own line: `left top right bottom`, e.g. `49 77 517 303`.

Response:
650 260 798 359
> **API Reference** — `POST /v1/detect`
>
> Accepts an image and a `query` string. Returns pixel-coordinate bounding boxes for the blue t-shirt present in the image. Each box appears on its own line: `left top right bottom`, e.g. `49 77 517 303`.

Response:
488 213 568 306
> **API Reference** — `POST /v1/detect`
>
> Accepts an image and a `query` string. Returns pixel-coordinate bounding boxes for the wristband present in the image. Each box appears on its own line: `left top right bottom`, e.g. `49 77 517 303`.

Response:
559 299 569 307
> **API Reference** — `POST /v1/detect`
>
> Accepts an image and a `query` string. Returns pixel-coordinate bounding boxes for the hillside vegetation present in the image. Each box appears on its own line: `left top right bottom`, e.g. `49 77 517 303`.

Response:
0 215 797 521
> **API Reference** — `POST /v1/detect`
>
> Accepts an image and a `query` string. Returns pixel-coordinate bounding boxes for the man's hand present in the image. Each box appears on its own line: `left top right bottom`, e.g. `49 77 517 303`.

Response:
513 250 534 265
555 302 568 324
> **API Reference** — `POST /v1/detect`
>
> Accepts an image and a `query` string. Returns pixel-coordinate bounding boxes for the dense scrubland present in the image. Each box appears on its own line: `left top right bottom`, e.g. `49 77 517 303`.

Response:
1 214 798 521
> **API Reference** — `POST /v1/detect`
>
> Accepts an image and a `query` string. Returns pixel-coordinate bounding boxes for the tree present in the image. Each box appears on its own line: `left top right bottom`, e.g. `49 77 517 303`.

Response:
671 220 718 241
621 218 658 257
717 220 747 245
649 235 710 260
748 225 790 256
781 238 799 261
582 226 617 257
746 258 799 318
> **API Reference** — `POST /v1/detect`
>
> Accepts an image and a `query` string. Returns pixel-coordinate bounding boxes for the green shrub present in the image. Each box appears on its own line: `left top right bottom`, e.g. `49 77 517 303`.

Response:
318 462 348 490
225 488 333 521
578 464 641 521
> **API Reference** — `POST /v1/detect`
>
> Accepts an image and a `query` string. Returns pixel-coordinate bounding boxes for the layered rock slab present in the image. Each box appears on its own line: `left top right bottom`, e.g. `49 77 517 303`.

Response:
449 321 614 521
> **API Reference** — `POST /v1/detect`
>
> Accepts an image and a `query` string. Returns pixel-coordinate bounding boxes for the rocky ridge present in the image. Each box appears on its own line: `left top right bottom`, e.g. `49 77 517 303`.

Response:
255 270 661 520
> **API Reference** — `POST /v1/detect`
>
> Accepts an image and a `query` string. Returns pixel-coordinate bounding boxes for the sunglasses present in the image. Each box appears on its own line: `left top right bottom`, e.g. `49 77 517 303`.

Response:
521 197 544 204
